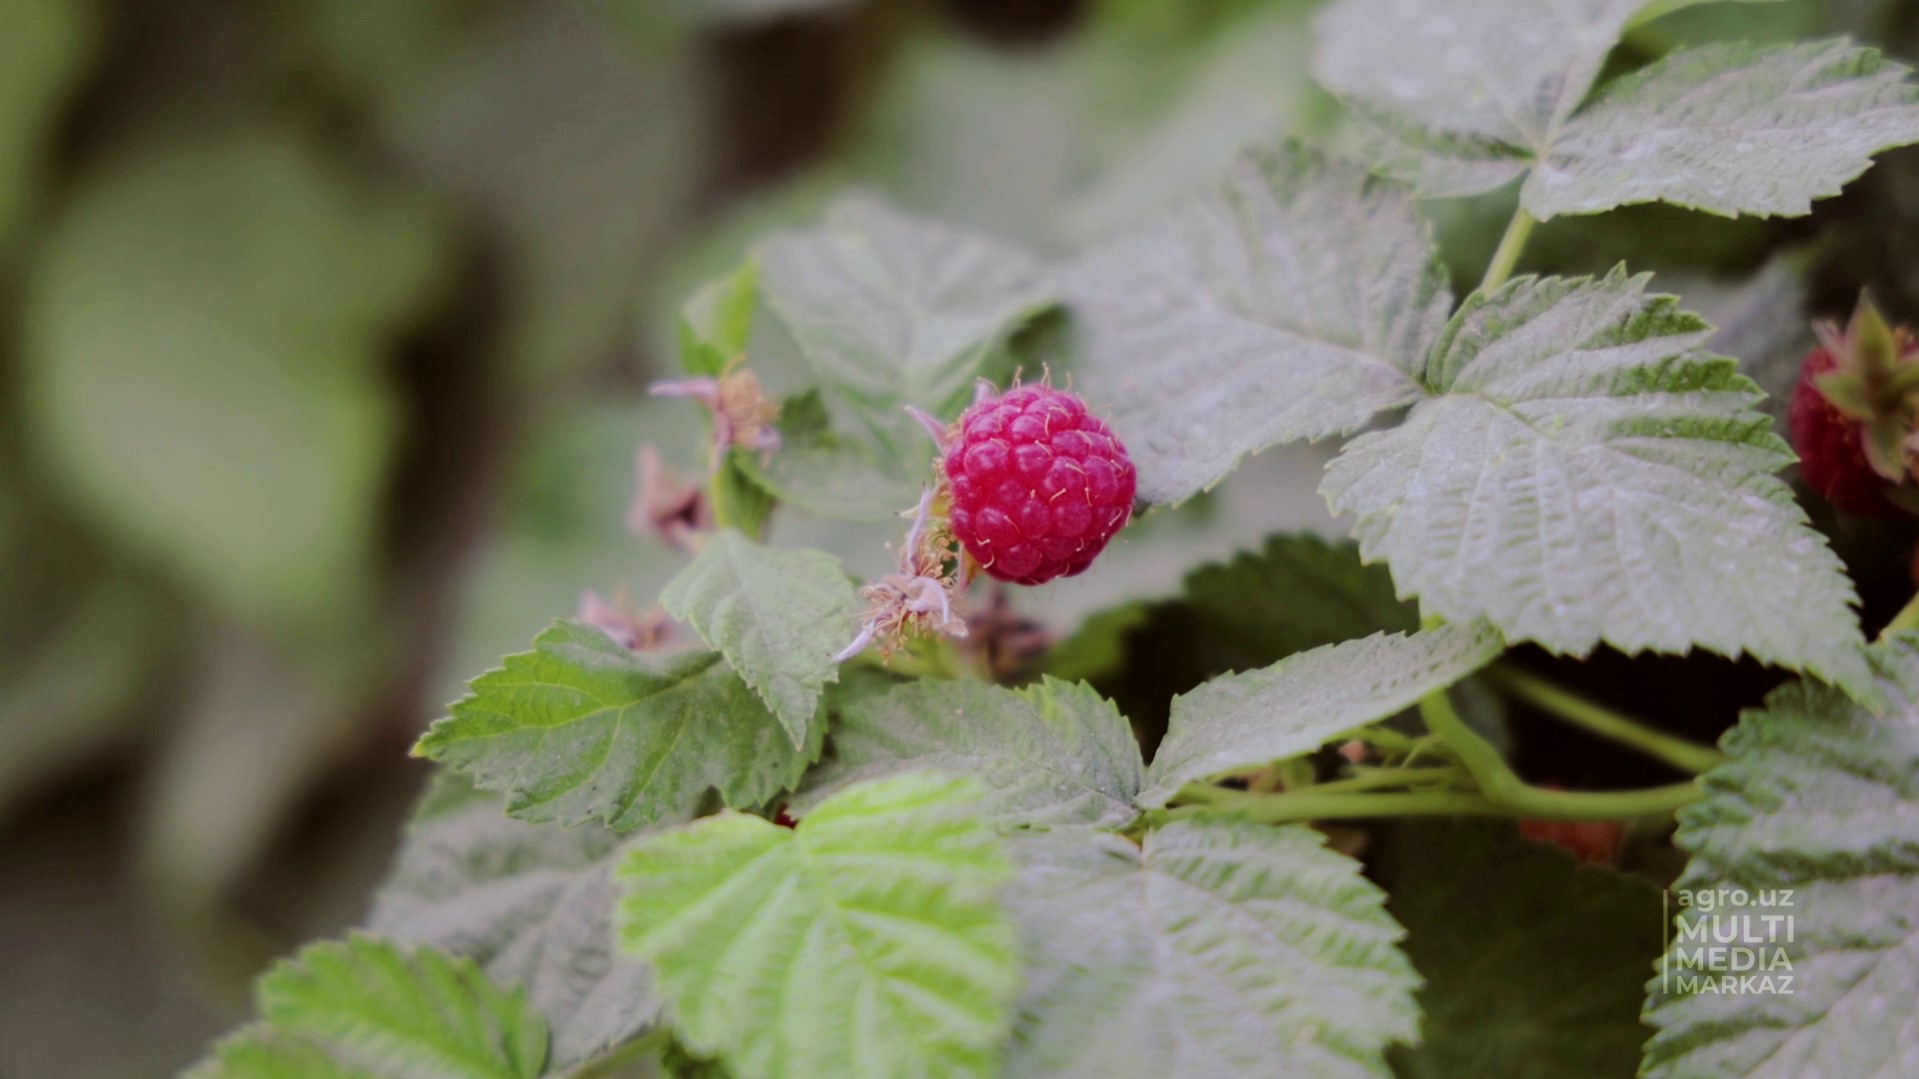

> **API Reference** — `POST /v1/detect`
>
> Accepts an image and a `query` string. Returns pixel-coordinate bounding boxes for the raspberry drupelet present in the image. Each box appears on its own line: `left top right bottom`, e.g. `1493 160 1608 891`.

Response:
942 385 1137 585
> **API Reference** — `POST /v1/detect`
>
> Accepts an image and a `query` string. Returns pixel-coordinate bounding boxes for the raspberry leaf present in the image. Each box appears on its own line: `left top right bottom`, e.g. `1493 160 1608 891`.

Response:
759 194 1056 461
1067 143 1450 505
733 390 920 521
1322 269 1873 699
414 621 821 832
1378 821 1662 1079
615 772 1019 1079
366 772 664 1069
1642 636 1919 1077
1526 40 1919 220
659 529 859 749
793 676 1144 829
677 258 759 378
1137 622 1503 808
1318 2 1919 219
186 935 549 1079
1003 820 1419 1078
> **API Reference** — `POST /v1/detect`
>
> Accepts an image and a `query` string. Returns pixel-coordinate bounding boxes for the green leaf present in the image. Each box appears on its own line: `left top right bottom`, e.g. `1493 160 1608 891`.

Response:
0 0 92 253
659 530 859 749
1004 820 1420 1077
679 258 760 376
415 621 821 831
367 772 662 1069
1526 40 1919 219
616 772 1019 1079
1321 268 1872 697
734 391 923 521
794 676 1144 829
1067 143 1450 505
1642 636 1919 1077
1183 532 1416 669
189 934 549 1079
759 194 1056 459
1378 821 1662 1079
1138 622 1504 807
21 128 445 629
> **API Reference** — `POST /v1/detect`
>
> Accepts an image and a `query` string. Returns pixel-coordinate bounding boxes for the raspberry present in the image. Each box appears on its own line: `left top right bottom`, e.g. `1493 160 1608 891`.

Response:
1789 346 1900 516
942 385 1136 585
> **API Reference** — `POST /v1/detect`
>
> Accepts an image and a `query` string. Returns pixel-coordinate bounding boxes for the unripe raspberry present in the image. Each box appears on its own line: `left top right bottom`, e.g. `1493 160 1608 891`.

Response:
942 385 1136 585
1789 345 1899 516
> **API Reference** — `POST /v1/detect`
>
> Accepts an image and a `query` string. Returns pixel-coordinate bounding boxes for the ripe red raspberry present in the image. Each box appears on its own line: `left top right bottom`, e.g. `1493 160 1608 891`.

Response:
1789 346 1899 516
942 385 1136 585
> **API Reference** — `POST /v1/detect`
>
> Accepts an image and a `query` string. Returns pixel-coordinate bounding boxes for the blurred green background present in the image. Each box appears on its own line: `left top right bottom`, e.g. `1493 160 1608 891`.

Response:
0 1 1909 1075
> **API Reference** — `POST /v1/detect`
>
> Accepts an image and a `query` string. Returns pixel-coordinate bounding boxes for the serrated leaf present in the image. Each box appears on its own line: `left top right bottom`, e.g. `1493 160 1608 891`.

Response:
415 622 821 831
759 194 1056 459
616 772 1019 1079
1138 622 1503 807
1321 268 1872 697
734 390 922 521
1642 636 1919 1077
1184 532 1417 669
1067 143 1450 505
1004 819 1419 1078
1527 40 1919 219
794 676 1144 829
188 934 549 1079
366 772 662 1069
1378 821 1662 1079
659 530 858 748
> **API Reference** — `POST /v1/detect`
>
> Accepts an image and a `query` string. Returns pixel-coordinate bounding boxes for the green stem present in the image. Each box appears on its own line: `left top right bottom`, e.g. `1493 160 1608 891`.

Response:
1484 666 1724 774
1161 780 1698 826
1882 589 1919 641
1309 765 1466 794
1417 682 1700 818
1480 207 1537 293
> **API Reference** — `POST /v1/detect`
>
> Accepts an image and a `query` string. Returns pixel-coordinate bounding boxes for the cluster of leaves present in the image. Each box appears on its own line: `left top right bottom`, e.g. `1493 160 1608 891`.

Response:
190 1 1919 1076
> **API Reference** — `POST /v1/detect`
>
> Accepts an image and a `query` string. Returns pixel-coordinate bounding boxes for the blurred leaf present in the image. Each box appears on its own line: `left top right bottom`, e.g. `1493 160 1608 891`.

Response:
187 934 549 1079
382 2 700 377
0 0 93 254
417 622 821 831
22 126 446 630
1380 821 1662 1079
735 391 922 521
759 194 1057 459
368 772 663 1069
678 259 760 377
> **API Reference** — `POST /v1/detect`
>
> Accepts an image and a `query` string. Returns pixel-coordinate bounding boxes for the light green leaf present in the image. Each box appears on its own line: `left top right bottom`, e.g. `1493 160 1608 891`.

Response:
1138 623 1504 807
1527 40 1919 219
734 391 923 521
1642 636 1919 1077
189 935 549 1079
1379 821 1662 1079
616 772 1019 1079
681 257 760 368
1004 820 1420 1078
659 530 859 749
794 676 1144 829
415 622 821 831
759 194 1056 458
1321 269 1871 697
1067 143 1449 505
21 128 445 629
367 772 662 1069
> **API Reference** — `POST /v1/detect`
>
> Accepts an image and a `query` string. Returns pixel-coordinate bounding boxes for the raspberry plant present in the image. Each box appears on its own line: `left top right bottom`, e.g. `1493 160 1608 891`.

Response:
187 2 1919 1077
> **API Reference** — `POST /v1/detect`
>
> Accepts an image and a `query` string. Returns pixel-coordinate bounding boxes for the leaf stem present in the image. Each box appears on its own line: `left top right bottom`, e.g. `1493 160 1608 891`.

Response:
1483 665 1724 774
1480 206 1536 293
1160 779 1698 825
1882 589 1919 640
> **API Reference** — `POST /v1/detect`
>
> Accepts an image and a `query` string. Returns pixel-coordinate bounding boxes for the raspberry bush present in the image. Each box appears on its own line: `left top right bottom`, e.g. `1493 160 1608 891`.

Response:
188 3 1919 1078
